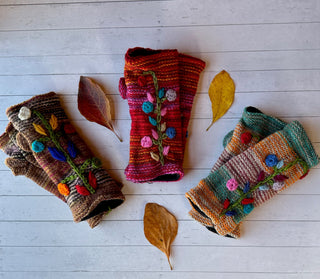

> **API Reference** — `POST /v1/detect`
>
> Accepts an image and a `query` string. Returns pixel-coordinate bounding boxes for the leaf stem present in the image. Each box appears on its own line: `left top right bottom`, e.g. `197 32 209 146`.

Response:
220 157 305 216
144 71 165 165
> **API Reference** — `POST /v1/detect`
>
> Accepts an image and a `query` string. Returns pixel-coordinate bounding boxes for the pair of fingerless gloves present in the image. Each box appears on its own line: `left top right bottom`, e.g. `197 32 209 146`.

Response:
119 47 206 182
186 107 319 238
0 92 125 228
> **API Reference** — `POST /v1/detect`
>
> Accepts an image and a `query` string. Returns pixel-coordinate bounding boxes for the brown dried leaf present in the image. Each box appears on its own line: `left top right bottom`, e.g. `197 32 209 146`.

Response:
78 76 122 142
143 203 178 270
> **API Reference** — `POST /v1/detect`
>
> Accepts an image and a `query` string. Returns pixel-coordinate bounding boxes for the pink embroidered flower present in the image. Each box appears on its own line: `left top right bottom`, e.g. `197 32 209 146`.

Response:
226 178 238 191
141 136 152 148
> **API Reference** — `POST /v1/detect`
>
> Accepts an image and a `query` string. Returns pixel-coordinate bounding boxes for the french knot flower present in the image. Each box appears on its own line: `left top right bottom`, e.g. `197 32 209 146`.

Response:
165 89 177 102
265 154 279 167
240 131 252 144
142 101 154 114
166 127 176 139
141 136 153 148
226 178 238 191
18 106 31 120
272 181 285 191
31 140 45 153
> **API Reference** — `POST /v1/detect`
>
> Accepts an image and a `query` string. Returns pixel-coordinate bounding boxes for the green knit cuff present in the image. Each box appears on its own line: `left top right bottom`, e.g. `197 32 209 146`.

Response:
280 120 319 168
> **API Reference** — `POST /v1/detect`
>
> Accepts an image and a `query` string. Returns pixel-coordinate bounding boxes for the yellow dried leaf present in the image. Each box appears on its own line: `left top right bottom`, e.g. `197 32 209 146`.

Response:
144 203 178 270
206 70 235 131
49 114 58 130
33 123 47 136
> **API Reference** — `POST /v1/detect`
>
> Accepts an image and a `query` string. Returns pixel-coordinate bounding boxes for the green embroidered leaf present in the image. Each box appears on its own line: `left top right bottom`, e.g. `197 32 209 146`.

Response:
206 70 235 131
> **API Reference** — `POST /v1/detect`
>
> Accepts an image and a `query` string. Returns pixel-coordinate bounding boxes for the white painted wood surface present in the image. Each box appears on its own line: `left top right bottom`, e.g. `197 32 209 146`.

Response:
0 0 320 278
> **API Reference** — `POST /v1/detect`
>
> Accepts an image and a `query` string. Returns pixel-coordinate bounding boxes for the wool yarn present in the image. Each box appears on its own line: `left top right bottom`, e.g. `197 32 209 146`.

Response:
5 92 125 223
186 120 319 237
119 47 205 183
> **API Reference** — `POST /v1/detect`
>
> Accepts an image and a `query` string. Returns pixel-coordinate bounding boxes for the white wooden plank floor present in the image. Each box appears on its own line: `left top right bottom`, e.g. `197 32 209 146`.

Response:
0 1 320 278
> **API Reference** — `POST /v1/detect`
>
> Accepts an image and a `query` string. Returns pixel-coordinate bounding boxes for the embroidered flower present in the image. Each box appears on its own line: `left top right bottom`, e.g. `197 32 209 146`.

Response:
138 75 147 87
226 178 238 191
31 140 45 153
165 89 177 102
142 101 154 114
166 127 176 139
158 88 165 98
18 106 31 120
240 132 252 144
272 181 285 191
265 154 279 167
243 203 254 214
141 136 153 148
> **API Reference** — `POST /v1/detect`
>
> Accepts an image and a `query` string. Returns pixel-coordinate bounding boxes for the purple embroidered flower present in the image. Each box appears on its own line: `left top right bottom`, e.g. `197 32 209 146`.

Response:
165 89 177 102
272 181 285 191
141 136 153 148
31 140 45 153
265 154 279 167
166 127 176 139
226 178 238 191
142 101 154 114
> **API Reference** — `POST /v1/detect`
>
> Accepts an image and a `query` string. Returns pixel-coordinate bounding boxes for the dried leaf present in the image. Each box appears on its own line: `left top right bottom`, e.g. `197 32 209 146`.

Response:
78 76 122 142
33 123 47 136
144 203 178 270
206 70 235 131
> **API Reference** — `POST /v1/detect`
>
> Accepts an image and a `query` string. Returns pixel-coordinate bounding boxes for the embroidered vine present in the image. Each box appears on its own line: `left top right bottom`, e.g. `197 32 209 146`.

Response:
220 155 309 217
30 109 101 196
140 70 177 165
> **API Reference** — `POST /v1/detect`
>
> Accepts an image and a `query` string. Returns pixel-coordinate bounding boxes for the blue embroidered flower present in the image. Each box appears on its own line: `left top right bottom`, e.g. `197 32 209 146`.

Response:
158 88 165 99
243 203 254 214
265 154 279 167
166 127 176 139
142 101 154 114
31 140 45 153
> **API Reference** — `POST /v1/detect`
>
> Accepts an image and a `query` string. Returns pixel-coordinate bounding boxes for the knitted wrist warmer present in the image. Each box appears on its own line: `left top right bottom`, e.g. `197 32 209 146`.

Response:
0 123 104 228
186 120 319 238
189 106 287 236
6 92 125 223
119 47 205 183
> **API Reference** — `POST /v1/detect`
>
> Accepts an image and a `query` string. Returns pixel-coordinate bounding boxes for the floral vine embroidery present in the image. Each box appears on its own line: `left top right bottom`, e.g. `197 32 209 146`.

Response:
28 108 101 196
220 154 309 217
140 71 177 166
